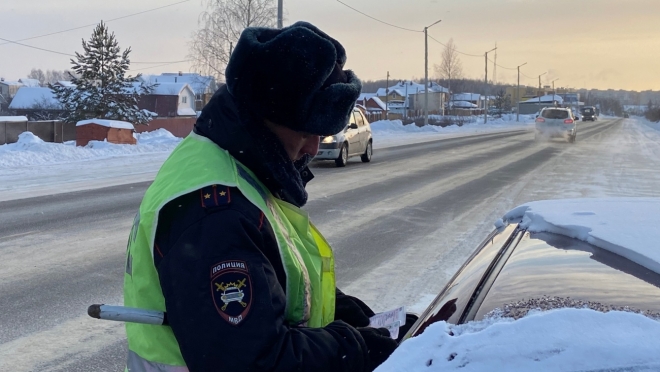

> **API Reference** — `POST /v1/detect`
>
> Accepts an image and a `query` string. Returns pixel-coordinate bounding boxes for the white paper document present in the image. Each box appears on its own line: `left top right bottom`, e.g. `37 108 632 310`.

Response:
369 306 406 339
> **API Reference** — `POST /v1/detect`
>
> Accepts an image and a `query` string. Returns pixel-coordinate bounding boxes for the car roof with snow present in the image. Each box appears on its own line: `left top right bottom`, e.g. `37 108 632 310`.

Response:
407 198 660 337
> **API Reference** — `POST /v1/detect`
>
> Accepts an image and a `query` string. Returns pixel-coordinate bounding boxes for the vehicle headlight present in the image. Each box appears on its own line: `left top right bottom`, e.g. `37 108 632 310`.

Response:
321 136 337 144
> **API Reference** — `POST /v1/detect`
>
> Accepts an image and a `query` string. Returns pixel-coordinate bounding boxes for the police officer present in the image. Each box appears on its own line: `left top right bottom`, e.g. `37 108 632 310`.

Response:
123 22 404 371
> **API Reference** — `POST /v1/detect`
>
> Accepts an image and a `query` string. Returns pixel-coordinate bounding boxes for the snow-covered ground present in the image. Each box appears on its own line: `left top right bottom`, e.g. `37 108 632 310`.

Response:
372 115 535 148
0 117 534 201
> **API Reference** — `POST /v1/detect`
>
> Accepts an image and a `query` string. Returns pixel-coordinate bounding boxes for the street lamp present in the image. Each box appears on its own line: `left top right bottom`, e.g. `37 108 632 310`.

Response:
424 19 442 126
277 0 283 28
551 78 560 104
516 62 527 122
538 72 548 106
483 46 497 124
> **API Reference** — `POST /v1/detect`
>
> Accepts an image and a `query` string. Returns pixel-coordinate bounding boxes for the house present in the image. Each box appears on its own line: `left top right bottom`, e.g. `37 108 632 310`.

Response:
360 96 387 113
518 94 565 115
140 72 217 111
18 78 41 87
53 81 75 88
0 80 25 101
376 80 449 114
137 82 197 118
8 87 64 119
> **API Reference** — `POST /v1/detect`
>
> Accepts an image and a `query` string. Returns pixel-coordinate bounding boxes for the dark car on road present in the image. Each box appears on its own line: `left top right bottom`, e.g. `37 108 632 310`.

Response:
402 199 660 340
580 106 598 121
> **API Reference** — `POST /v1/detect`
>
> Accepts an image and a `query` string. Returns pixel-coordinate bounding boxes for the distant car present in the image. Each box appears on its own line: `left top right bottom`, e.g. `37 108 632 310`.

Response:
402 198 660 342
624 113 630 118
315 108 373 167
580 106 597 121
535 107 578 143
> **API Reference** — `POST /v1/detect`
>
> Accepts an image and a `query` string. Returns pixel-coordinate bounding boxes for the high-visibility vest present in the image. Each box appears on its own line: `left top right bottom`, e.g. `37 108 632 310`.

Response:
123 132 336 371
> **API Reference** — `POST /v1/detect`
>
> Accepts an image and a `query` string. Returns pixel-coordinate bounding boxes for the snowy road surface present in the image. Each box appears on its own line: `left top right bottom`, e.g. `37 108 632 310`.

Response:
2 118 660 370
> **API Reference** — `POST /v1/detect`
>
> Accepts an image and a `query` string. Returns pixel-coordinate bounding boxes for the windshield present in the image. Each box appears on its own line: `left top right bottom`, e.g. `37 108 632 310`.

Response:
541 109 569 119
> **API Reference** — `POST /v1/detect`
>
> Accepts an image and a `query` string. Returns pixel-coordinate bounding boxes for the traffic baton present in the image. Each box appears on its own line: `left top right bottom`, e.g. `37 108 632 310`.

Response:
87 304 168 325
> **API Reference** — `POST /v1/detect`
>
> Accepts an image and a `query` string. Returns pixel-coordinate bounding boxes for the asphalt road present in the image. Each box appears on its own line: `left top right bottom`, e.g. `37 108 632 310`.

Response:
0 119 622 371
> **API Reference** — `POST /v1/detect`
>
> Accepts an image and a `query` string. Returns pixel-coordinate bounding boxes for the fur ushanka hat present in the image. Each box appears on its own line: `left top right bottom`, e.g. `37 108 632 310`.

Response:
225 21 362 136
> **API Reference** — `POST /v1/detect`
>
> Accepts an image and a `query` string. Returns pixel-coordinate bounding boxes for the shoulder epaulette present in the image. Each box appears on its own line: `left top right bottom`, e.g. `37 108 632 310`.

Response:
200 185 231 208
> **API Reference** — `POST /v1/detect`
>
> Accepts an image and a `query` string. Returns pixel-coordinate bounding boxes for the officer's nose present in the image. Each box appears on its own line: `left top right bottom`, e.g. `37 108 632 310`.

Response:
299 135 320 159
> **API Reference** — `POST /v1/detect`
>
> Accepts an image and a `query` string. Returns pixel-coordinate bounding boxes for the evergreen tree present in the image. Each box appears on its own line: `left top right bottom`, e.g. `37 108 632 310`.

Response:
50 22 154 124
493 89 512 116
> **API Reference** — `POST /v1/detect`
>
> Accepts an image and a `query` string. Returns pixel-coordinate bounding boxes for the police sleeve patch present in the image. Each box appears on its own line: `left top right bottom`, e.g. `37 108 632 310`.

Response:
210 260 252 326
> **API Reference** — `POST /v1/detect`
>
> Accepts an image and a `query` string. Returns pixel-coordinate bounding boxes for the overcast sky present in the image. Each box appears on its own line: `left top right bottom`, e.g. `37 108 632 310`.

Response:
2 0 659 91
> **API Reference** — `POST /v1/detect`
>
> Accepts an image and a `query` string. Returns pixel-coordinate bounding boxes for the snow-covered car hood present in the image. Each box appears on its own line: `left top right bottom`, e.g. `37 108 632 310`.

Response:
379 198 660 372
500 197 660 275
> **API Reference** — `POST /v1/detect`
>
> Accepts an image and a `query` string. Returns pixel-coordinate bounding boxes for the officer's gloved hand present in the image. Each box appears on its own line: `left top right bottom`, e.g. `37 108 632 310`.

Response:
357 327 398 371
335 289 375 327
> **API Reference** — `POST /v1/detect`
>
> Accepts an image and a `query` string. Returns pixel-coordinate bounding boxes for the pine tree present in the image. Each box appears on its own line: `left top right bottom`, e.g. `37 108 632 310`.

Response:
50 22 154 124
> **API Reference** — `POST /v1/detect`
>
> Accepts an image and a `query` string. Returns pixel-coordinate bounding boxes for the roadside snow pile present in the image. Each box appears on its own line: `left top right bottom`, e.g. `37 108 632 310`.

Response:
504 198 660 275
378 308 660 371
0 130 182 168
370 120 444 134
136 129 182 145
7 132 46 149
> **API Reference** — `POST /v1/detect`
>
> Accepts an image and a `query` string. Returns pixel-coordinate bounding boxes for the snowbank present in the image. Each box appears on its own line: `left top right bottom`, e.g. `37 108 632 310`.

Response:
76 119 134 130
378 308 660 371
0 116 28 122
0 130 181 168
503 198 660 275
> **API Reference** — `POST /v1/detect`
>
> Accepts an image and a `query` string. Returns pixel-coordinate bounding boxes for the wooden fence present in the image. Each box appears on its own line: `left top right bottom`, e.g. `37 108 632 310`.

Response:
0 120 75 145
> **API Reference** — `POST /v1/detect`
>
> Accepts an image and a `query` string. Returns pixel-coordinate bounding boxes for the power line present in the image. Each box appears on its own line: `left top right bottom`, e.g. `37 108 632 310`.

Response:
487 58 517 70
132 59 190 65
0 37 75 57
427 35 482 57
521 72 535 80
335 0 422 33
130 60 190 71
0 0 191 47
0 36 189 65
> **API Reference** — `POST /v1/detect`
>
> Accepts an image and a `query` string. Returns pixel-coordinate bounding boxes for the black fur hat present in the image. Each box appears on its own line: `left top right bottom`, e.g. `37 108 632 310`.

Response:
225 21 361 136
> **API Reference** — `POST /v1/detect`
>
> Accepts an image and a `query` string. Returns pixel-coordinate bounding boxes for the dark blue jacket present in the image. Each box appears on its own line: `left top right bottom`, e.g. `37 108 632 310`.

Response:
153 87 374 371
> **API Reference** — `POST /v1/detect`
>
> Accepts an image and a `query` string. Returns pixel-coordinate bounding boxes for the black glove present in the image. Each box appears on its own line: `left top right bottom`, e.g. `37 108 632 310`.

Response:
335 288 376 327
396 313 419 343
357 327 398 371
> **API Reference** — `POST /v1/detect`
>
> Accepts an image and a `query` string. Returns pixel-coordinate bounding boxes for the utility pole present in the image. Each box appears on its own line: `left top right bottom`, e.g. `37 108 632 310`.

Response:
424 19 442 126
277 0 283 29
385 71 390 120
484 46 497 124
538 72 547 106
493 42 497 84
405 81 408 120
516 62 527 122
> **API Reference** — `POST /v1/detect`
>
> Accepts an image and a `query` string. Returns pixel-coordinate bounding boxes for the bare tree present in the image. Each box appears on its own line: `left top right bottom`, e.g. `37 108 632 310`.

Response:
27 68 47 85
27 68 74 85
434 38 463 96
46 70 74 84
188 0 278 81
